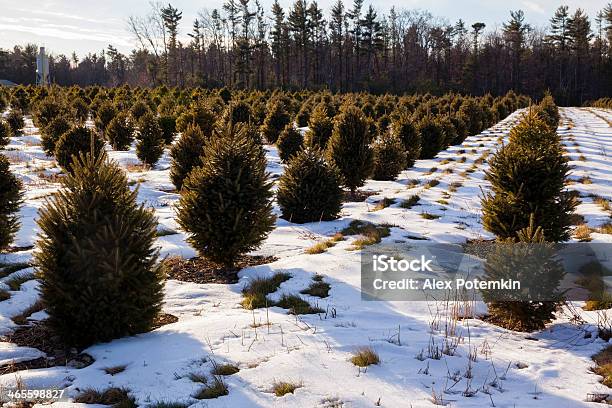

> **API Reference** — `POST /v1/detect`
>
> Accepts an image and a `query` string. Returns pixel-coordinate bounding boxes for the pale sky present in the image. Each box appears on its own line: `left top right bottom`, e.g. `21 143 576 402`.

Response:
0 0 606 57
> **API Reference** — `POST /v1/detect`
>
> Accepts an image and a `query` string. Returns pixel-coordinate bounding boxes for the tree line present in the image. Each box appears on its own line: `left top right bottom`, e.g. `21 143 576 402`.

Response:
0 1 611 105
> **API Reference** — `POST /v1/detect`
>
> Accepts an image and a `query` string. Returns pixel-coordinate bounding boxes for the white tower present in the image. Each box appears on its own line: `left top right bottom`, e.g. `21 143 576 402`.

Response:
36 47 50 86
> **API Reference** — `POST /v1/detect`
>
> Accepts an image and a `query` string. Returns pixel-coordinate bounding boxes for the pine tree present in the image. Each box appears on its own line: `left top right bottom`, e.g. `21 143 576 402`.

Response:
136 113 165 167
390 113 421 168
535 93 560 131
176 125 275 266
326 105 373 193
416 116 446 159
481 218 565 331
481 110 575 242
6 110 24 136
276 124 304 163
458 98 484 135
33 97 63 129
277 148 343 223
95 101 117 134
36 151 164 347
222 100 252 125
41 116 71 156
371 132 407 181
305 103 333 149
55 126 105 173
130 100 151 121
0 120 10 148
0 154 22 250
106 113 135 150
170 124 207 191
158 115 177 144
261 100 291 143
176 104 216 136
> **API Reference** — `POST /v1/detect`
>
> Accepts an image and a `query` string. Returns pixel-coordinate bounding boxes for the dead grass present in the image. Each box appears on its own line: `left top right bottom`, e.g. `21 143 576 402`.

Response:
448 181 462 193
400 195 420 209
594 196 610 212
11 300 44 325
426 166 438 175
305 233 343 254
436 199 449 205
350 347 380 367
0 262 31 279
4 272 35 291
74 387 136 407
272 381 302 397
406 179 419 188
300 276 331 298
424 179 440 189
193 376 228 399
598 223 612 234
420 212 441 220
342 220 391 250
574 224 593 242
579 175 593 184
241 272 292 310
103 364 127 376
593 346 612 388
211 363 240 376
275 294 324 314
371 197 395 211
0 289 10 301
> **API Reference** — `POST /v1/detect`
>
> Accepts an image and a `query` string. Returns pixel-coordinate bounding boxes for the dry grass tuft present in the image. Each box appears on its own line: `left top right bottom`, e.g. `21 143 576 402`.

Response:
593 346 612 388
276 294 324 314
103 364 127 376
424 179 440 189
211 363 240 376
420 212 441 220
372 197 396 211
400 195 420 209
193 376 228 399
350 347 380 367
574 224 592 242
301 276 331 298
594 196 610 212
342 220 391 250
272 381 302 397
75 387 136 407
241 272 291 310
598 223 612 234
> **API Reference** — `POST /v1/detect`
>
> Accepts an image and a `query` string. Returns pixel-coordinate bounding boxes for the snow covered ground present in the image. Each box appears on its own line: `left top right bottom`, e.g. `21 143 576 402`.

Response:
0 107 611 407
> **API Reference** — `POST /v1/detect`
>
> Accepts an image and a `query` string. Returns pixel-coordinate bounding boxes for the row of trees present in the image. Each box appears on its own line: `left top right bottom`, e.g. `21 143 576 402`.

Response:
1 2 611 104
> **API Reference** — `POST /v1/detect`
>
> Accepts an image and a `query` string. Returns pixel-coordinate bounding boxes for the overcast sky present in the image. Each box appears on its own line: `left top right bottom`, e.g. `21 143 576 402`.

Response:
0 0 606 57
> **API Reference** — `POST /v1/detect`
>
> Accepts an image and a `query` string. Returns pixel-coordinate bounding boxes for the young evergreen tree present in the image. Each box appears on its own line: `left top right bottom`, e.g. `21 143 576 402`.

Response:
95 101 118 134
481 110 575 242
0 154 23 250
55 126 105 172
276 124 304 163
390 114 421 168
304 103 333 149
41 116 71 156
6 110 24 136
176 125 275 266
458 98 484 135
326 105 374 193
130 100 151 121
0 120 10 148
481 219 565 331
169 124 207 191
536 93 560 131
221 100 253 125
106 113 135 150
136 113 165 167
261 100 291 143
416 116 446 159
36 151 164 347
33 97 63 129
158 115 177 144
277 148 343 223
176 104 216 135
371 133 407 181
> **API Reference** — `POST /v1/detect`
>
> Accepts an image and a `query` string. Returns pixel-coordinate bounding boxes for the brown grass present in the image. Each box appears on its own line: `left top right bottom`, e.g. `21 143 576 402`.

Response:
103 365 127 376
271 381 302 397
241 272 291 310
593 346 612 388
574 224 592 242
350 347 380 367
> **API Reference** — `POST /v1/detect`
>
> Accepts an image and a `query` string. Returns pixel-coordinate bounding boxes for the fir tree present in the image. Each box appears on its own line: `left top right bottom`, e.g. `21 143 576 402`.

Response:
222 100 252 125
106 113 135 150
36 151 164 347
390 113 421 168
169 124 207 191
305 103 333 149
458 98 484 135
0 154 23 250
55 126 105 172
277 148 343 223
136 113 165 167
0 120 10 148
371 132 407 181
276 124 304 163
481 110 575 242
41 116 71 156
71 97 89 123
326 105 374 193
261 100 291 143
536 93 560 131
33 97 63 129
6 110 24 136
130 100 151 121
176 125 275 266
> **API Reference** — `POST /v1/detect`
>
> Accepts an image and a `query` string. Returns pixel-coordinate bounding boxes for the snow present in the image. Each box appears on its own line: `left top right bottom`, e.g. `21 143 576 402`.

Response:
0 107 611 407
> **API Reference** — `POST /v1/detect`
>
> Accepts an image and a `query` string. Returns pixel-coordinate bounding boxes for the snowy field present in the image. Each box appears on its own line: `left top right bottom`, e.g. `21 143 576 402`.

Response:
0 107 611 407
